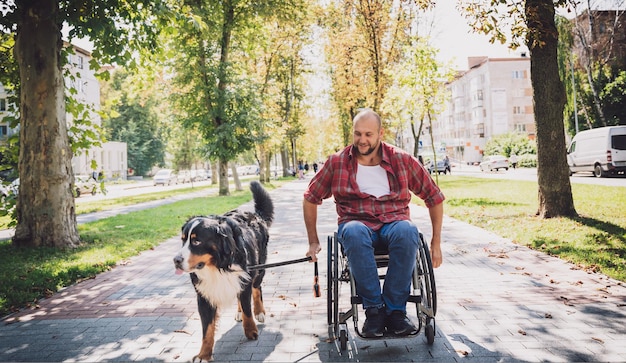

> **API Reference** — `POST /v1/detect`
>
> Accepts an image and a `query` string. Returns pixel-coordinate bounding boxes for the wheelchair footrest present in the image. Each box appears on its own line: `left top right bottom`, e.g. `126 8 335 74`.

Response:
351 295 421 305
407 295 422 303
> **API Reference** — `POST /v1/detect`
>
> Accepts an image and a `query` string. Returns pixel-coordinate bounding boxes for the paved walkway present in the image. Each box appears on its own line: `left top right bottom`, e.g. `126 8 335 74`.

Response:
1 179 625 362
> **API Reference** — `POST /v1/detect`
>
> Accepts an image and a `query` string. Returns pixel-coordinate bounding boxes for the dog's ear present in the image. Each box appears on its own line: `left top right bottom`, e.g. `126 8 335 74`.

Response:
213 220 239 271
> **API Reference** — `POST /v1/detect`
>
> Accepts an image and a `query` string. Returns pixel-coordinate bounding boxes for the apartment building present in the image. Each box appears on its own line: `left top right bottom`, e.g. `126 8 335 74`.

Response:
429 55 535 164
572 9 626 71
0 43 127 180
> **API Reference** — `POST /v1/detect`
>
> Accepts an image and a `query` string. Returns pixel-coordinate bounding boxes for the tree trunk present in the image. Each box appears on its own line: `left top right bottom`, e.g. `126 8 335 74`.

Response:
218 159 229 196
210 160 218 185
526 0 577 218
280 146 289 177
13 0 80 248
231 162 242 191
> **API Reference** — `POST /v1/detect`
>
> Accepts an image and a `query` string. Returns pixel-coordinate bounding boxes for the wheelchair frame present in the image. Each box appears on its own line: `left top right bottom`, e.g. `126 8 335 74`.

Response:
327 232 437 350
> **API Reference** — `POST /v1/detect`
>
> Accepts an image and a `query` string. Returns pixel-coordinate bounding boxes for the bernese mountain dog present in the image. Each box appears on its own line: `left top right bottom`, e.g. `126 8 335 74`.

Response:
174 181 274 362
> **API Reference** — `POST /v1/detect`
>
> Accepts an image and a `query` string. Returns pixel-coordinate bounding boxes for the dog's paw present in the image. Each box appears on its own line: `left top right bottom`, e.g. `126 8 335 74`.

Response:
255 312 265 323
235 311 242 322
192 353 213 362
245 328 259 340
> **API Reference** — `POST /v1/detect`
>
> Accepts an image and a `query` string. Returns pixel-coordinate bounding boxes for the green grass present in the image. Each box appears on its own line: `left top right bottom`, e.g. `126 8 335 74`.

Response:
0 181 285 318
0 183 218 228
429 176 626 281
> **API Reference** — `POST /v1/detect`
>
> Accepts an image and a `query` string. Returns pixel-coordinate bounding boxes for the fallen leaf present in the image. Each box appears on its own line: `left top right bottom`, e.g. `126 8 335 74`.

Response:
174 330 191 335
592 337 604 344
456 350 469 356
544 313 552 319
518 329 527 335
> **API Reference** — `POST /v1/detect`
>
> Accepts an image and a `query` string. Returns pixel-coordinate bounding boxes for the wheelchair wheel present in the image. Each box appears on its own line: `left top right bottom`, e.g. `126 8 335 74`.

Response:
416 234 437 344
339 329 348 350
327 234 340 340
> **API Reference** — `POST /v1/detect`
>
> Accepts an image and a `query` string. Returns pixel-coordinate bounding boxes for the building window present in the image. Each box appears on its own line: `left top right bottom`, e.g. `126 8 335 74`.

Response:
513 106 524 114
0 125 7 137
512 70 525 79
514 124 526 132
77 55 84 69
0 98 5 111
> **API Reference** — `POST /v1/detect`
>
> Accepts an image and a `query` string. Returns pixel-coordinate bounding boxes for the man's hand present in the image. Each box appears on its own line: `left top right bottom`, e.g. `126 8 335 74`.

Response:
306 241 322 262
430 243 442 268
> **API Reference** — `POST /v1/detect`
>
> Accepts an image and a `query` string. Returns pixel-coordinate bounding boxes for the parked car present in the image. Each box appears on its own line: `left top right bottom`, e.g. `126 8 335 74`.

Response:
567 125 626 177
236 165 258 175
479 155 510 172
427 158 451 175
192 169 209 181
74 174 97 197
153 169 178 186
178 170 192 183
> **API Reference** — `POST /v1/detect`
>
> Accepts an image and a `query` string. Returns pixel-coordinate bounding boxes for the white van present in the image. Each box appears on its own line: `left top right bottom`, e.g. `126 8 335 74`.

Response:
567 126 626 177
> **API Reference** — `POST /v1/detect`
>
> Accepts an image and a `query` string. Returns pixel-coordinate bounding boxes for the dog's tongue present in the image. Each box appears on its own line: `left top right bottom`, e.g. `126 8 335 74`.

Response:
175 269 184 275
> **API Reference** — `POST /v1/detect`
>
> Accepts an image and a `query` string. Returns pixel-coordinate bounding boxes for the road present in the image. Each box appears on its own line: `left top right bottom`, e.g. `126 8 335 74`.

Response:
75 166 625 207
449 164 626 187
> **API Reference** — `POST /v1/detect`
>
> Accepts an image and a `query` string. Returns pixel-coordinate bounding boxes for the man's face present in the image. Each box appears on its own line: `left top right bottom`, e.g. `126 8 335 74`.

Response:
352 116 382 156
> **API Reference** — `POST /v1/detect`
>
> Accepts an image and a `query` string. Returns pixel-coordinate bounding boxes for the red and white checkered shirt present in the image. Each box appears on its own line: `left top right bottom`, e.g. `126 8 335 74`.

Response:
304 142 445 231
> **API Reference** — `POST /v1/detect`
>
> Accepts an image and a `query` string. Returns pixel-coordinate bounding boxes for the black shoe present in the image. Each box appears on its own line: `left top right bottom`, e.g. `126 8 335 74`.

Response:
362 307 385 338
387 310 418 336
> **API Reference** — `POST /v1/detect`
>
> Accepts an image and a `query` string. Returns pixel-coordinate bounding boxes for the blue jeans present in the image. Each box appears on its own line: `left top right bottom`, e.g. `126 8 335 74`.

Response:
337 220 419 314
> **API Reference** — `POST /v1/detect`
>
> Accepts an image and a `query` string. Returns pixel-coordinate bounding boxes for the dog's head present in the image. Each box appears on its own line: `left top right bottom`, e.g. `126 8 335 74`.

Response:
174 216 243 274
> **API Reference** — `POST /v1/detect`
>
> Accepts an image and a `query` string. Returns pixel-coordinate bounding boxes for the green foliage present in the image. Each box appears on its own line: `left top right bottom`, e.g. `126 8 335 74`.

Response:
165 0 307 173
517 153 537 168
484 132 536 158
601 69 626 126
100 68 167 175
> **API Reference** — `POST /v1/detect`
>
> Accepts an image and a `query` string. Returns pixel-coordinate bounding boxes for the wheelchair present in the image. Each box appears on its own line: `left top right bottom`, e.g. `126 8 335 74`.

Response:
327 231 437 350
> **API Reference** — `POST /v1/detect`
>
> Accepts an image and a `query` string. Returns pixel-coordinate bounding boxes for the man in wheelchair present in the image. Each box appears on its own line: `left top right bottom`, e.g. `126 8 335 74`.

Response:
303 109 445 338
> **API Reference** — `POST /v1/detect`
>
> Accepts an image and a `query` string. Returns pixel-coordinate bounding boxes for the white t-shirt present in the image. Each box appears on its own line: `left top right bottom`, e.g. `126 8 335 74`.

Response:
356 164 390 198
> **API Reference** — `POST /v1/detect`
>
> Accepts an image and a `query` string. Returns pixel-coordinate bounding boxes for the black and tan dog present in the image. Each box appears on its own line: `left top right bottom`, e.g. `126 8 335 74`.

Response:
174 181 274 362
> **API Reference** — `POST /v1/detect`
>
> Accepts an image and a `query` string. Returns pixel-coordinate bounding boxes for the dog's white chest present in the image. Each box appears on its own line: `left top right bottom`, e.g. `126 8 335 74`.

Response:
195 266 250 308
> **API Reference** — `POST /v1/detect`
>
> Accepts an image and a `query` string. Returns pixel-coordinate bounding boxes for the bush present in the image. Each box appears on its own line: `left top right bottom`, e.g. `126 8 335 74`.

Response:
484 132 537 157
517 154 537 168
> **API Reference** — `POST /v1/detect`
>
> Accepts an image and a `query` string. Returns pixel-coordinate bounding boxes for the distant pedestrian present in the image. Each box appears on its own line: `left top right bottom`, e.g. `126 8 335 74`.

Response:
313 162 318 173
298 161 305 179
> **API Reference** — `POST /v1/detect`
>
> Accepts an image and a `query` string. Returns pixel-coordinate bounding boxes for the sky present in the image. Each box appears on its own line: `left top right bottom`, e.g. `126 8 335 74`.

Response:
429 2 528 70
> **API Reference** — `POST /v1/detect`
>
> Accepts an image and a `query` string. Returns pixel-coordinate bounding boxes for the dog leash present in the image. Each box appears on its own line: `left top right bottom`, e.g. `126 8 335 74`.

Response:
248 256 320 298
247 256 312 270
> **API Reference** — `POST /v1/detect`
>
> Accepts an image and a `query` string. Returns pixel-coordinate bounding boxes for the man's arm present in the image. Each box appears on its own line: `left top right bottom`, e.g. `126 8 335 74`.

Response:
428 202 444 268
303 198 322 262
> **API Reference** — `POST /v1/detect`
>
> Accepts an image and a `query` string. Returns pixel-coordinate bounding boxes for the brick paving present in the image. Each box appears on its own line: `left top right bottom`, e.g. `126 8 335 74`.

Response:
1 179 625 362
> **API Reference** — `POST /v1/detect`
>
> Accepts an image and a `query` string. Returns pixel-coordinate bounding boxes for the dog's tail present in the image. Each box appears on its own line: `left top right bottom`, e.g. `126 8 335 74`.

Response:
250 180 274 226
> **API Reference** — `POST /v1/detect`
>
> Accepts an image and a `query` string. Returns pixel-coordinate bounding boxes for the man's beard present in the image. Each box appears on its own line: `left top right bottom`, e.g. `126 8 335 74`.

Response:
353 140 379 156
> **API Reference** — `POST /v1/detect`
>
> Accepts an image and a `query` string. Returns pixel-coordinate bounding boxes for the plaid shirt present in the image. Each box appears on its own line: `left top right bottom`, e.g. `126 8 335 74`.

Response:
304 142 445 230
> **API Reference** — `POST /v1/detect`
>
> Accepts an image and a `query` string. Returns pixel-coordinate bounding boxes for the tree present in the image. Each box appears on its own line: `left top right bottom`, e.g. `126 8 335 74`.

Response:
101 70 166 176
321 0 430 144
166 0 304 195
383 38 455 160
461 0 577 218
244 7 312 181
569 1 625 127
1 0 167 247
